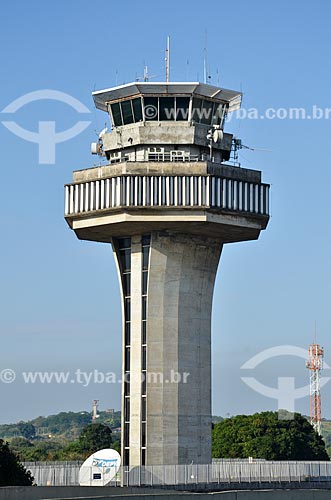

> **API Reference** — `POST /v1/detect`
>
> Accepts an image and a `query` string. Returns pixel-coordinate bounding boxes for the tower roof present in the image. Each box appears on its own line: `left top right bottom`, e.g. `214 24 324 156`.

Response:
93 82 242 113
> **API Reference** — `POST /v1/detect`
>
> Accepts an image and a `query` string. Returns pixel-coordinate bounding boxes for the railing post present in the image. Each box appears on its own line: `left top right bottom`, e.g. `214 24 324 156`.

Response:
74 184 79 213
95 181 99 210
65 186 69 215
100 179 105 209
69 185 74 214
158 176 162 206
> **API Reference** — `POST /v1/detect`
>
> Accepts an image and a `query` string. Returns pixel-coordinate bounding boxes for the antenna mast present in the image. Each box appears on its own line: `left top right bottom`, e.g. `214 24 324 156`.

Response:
204 30 207 84
306 339 324 435
165 36 170 82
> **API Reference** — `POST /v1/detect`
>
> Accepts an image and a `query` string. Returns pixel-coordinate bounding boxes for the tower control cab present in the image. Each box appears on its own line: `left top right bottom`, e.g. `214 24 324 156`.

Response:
92 82 242 164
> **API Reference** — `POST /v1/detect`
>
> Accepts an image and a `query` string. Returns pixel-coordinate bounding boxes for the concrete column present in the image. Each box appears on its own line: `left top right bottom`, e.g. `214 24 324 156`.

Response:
129 236 143 466
146 232 222 465
113 236 143 468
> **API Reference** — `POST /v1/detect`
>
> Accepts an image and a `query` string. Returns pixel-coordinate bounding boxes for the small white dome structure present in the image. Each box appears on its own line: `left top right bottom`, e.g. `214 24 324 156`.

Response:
79 448 121 486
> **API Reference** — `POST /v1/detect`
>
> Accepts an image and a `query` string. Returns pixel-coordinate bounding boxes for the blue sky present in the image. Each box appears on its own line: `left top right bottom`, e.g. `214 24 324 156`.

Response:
0 0 331 424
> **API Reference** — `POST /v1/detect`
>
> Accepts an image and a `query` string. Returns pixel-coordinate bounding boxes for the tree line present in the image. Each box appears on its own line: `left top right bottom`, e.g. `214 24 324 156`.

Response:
1 411 329 486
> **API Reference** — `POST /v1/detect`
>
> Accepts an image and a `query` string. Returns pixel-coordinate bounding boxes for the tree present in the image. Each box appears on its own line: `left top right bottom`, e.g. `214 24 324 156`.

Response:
0 439 33 486
212 411 329 461
77 424 112 455
17 422 36 440
5 424 117 462
15 441 63 462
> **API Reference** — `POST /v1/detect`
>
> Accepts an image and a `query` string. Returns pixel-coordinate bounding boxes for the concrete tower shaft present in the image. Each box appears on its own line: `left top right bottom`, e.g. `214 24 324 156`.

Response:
114 232 222 466
65 81 269 467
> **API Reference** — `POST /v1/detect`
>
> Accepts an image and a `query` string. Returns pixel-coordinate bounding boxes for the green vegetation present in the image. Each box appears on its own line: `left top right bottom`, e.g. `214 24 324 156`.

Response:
2 409 331 462
10 423 120 462
0 410 121 441
320 420 331 458
0 439 33 486
0 410 121 462
212 411 329 461
68 424 114 455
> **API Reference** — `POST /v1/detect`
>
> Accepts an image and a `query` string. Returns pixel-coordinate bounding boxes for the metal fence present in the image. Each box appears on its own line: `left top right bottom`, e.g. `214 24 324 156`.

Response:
23 461 82 486
23 461 331 487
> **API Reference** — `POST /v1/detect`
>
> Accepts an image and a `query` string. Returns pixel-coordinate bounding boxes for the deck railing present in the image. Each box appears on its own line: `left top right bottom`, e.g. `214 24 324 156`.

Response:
65 175 269 217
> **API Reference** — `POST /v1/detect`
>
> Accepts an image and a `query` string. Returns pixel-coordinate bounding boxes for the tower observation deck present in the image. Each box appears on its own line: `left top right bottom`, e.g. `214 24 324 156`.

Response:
65 81 269 467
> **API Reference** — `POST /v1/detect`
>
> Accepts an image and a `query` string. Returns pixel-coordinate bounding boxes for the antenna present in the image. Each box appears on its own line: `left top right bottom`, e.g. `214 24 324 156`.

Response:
216 68 220 86
306 337 324 436
203 30 207 84
165 36 170 82
231 137 271 167
136 65 158 82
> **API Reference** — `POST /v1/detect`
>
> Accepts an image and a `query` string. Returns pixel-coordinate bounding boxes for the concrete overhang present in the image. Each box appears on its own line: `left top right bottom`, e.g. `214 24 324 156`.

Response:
65 208 269 244
93 82 242 113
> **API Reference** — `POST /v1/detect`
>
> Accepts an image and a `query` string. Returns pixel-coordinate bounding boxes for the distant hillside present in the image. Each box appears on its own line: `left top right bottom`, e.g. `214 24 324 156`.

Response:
1 410 330 457
0 411 224 440
0 410 121 441
1 410 331 461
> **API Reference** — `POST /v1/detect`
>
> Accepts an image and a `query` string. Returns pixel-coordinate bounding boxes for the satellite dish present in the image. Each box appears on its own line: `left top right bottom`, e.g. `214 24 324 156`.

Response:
79 448 121 486
213 129 223 143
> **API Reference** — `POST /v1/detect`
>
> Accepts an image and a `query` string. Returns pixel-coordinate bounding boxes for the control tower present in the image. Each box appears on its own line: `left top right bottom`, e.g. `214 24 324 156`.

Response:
65 82 269 467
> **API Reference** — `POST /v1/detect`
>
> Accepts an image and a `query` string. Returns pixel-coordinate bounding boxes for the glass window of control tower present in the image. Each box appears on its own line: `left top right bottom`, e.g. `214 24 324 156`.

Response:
110 98 143 127
132 98 143 121
121 100 133 125
144 97 158 121
212 102 226 126
200 99 213 125
111 102 122 127
159 97 174 120
110 95 224 126
144 96 190 121
176 96 190 120
191 97 225 126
